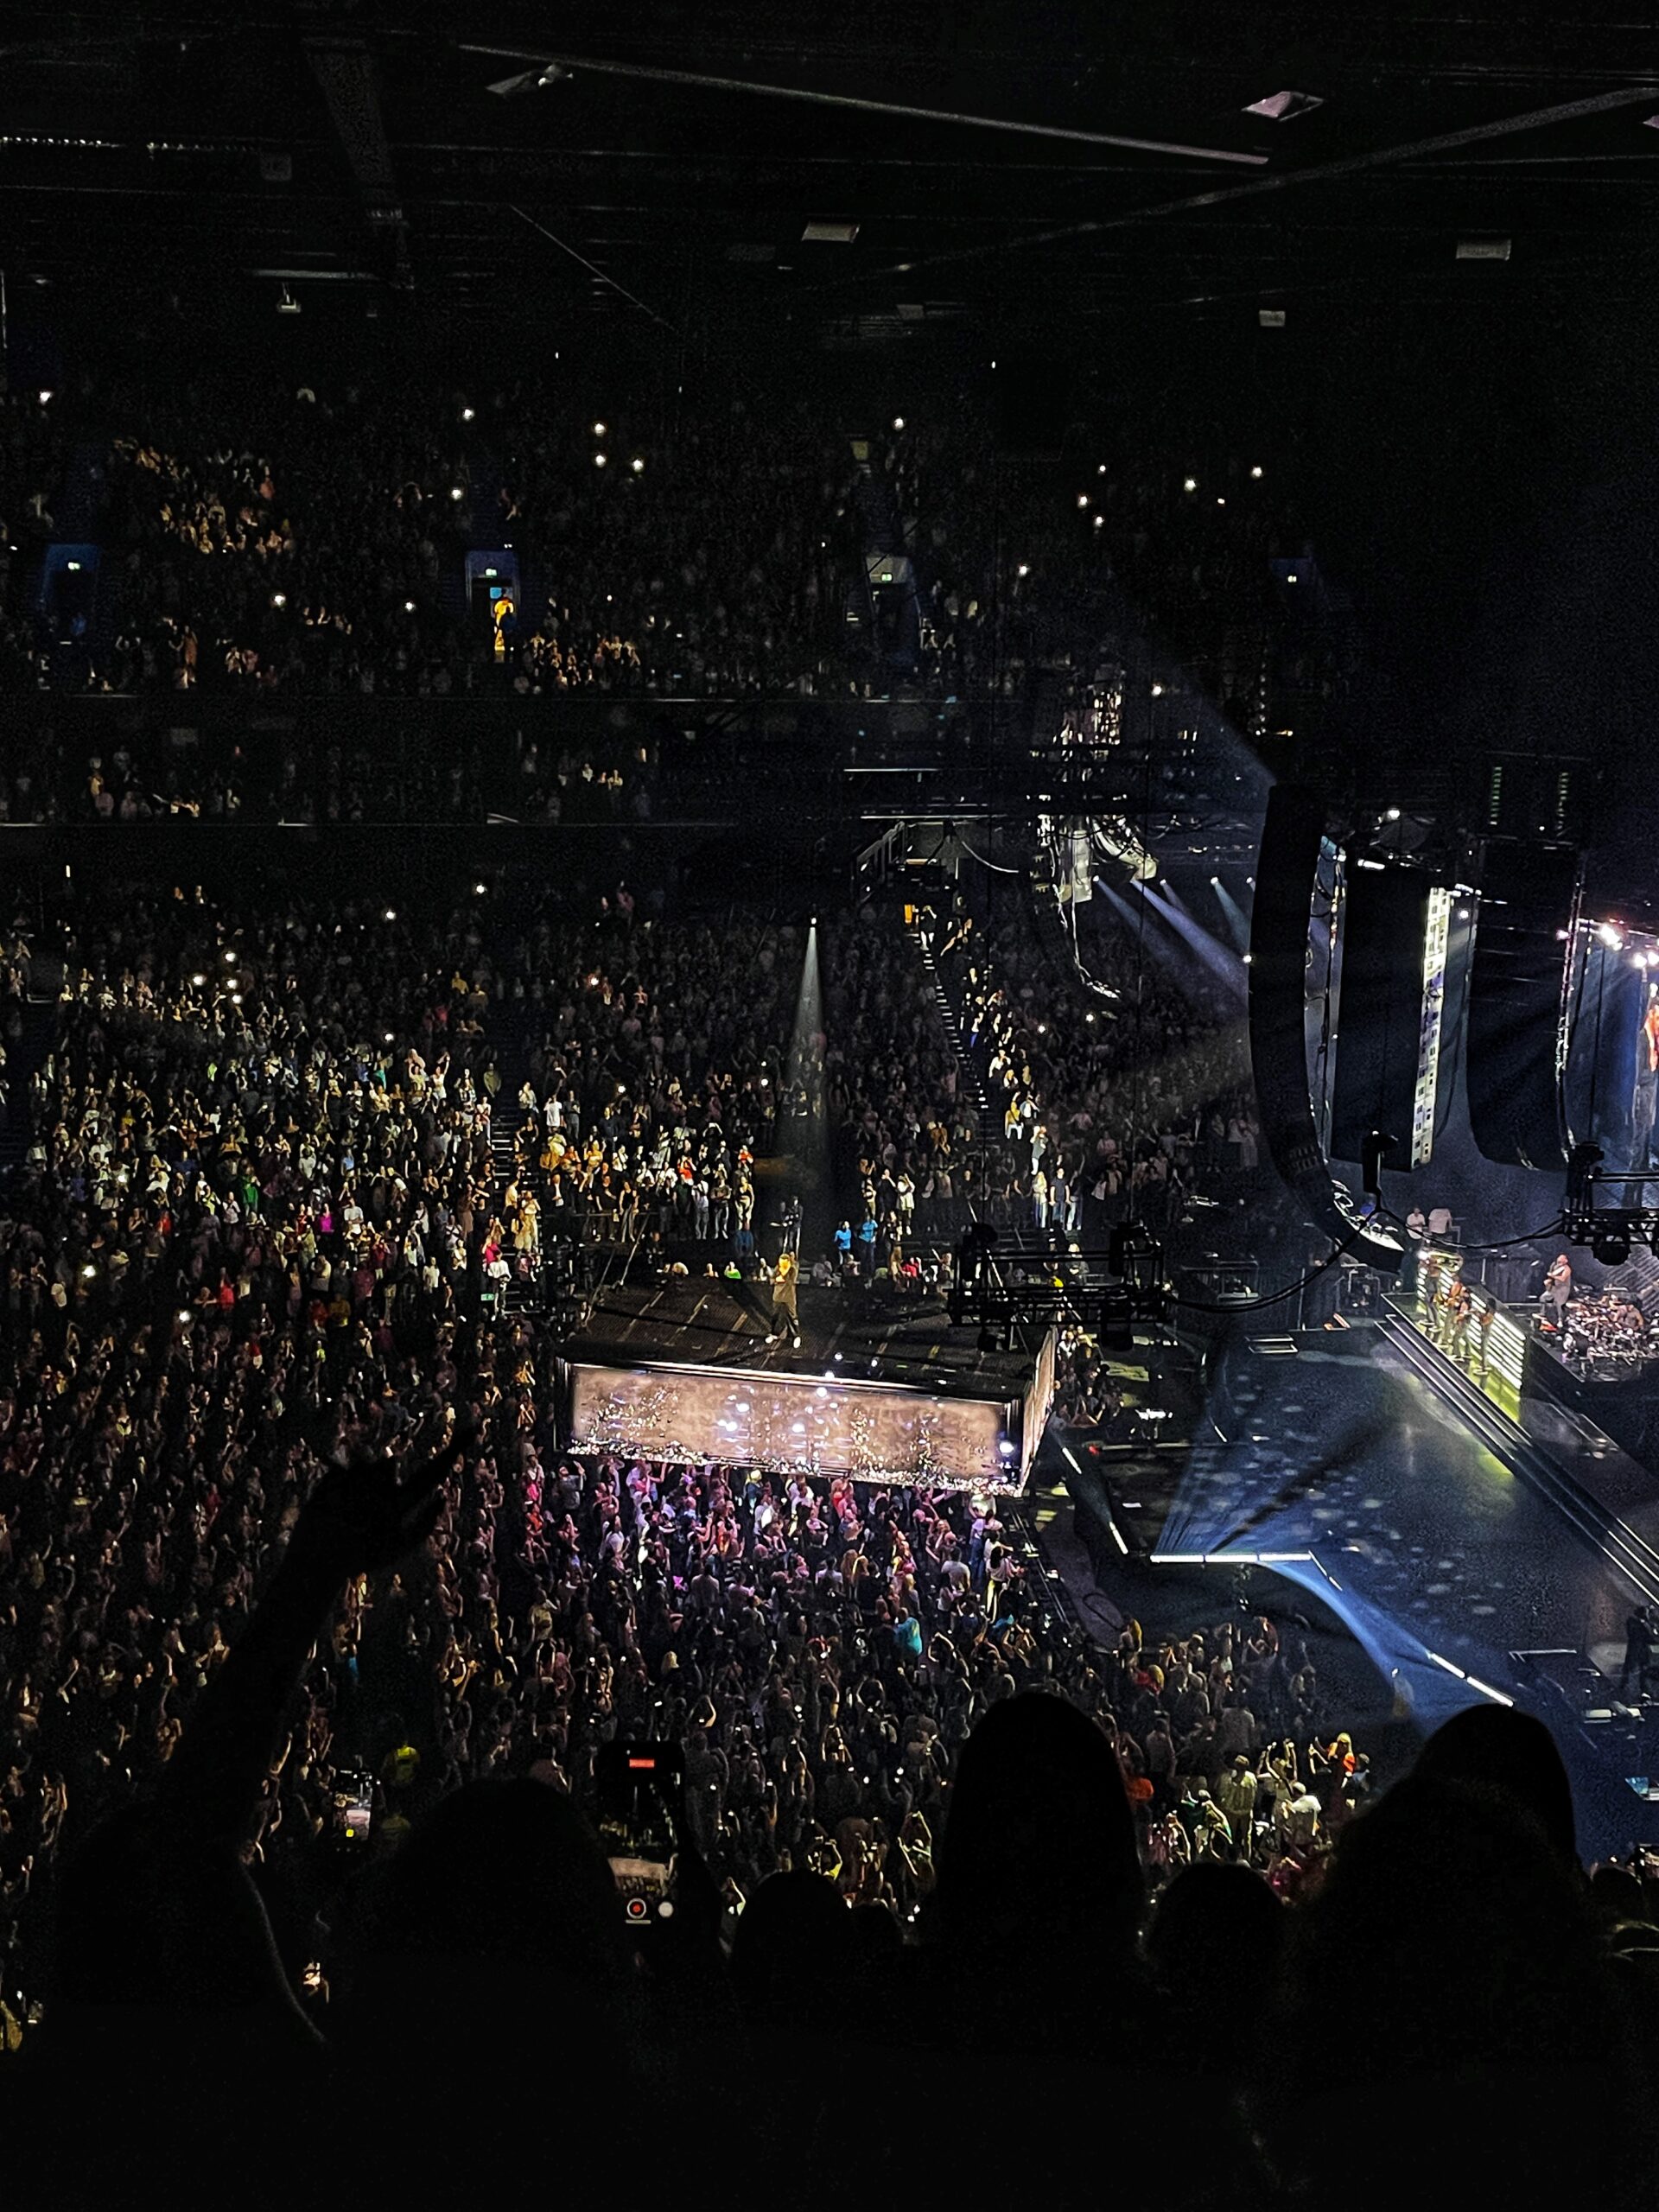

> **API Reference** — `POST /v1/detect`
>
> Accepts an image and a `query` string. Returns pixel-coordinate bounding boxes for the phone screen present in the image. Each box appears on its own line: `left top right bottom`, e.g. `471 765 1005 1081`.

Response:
596 1745 681 1926
334 1773 373 1845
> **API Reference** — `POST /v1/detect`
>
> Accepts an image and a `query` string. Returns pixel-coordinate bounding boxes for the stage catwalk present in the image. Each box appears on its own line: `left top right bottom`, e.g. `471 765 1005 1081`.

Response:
1166 1325 1659 1859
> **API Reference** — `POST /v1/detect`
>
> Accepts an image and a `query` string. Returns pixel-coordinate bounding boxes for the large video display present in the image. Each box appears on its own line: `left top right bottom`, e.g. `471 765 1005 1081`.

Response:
564 1359 1027 1493
1565 918 1659 1181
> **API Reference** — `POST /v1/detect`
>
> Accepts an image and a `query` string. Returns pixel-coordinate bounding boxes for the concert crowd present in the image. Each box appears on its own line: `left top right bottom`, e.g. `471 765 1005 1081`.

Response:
0 355 1649 2207
0 856 1652 2209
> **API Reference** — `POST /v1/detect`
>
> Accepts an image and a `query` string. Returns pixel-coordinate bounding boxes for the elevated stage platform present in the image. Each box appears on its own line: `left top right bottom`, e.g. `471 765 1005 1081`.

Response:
1377 1291 1659 1611
1115 1306 1659 1855
556 1279 1056 1495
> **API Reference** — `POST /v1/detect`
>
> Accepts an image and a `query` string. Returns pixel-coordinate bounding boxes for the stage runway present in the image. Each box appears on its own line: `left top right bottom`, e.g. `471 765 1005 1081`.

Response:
1167 1330 1659 1859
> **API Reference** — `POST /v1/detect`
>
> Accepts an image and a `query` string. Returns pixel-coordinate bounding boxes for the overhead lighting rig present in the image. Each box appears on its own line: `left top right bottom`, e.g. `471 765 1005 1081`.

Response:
950 1223 1169 1351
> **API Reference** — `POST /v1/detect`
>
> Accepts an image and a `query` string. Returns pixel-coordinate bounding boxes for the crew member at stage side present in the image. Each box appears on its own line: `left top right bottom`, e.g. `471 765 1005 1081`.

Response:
1541 1251 1573 1329
767 1248 801 1349
1619 1605 1655 1703
1634 982 1659 1174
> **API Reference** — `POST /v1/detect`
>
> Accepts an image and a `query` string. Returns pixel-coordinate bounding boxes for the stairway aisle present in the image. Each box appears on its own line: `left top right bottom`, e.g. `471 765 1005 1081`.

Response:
913 920 990 1129
483 982 542 1312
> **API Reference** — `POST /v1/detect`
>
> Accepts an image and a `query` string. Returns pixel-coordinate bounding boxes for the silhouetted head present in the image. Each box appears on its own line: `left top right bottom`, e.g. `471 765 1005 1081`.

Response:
1414 1702 1577 1866
1147 1861 1282 2023
731 1870 855 2023
1261 1774 1635 2208
935 1693 1142 1955
1591 1862 1650 1928
360 1778 628 2009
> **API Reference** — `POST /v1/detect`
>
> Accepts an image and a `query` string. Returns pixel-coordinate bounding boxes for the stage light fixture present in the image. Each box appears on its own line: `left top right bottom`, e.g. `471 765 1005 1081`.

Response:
276 288 300 315
450 486 463 501
1016 563 1029 576
593 421 607 436
1600 923 1624 949
594 453 607 467
1250 466 1263 478
1592 1226 1633 1268
630 456 645 473
893 416 905 430
1183 476 1197 492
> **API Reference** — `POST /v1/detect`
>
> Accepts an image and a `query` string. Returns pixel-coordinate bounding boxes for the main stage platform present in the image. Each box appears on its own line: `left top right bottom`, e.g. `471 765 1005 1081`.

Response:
556 1279 1056 1494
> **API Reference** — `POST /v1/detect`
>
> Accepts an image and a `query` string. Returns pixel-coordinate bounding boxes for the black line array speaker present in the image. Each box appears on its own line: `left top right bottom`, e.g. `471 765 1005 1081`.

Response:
1466 840 1577 1169
1249 785 1404 1271
1330 866 1433 1168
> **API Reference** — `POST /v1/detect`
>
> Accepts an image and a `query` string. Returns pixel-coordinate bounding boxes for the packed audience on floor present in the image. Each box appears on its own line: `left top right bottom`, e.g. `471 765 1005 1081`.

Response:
2 861 1654 2205
0 875 1312 2013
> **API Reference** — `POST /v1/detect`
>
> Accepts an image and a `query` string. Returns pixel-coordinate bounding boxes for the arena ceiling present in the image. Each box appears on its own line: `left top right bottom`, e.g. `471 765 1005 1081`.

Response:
5 3 1659 348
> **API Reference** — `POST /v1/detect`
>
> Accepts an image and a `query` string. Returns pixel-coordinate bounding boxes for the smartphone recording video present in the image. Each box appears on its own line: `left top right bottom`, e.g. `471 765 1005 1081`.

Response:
334 1770 374 1846
595 1743 683 1929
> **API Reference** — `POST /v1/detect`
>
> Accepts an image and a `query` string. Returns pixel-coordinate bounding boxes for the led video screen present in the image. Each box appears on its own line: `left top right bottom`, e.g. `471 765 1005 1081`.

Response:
564 1360 1027 1492
1564 918 1659 1182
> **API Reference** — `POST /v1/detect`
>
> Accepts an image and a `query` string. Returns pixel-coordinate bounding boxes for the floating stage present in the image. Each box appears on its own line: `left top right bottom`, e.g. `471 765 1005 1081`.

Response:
557 1279 1056 1495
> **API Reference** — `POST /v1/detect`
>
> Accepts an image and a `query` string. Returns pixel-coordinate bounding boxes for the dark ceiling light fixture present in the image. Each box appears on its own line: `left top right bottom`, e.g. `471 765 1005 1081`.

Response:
1244 90 1324 122
803 221 859 244
276 284 302 315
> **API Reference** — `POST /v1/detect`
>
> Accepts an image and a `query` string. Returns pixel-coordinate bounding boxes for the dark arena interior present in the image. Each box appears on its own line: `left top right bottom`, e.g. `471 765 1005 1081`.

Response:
9 8 1659 2205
